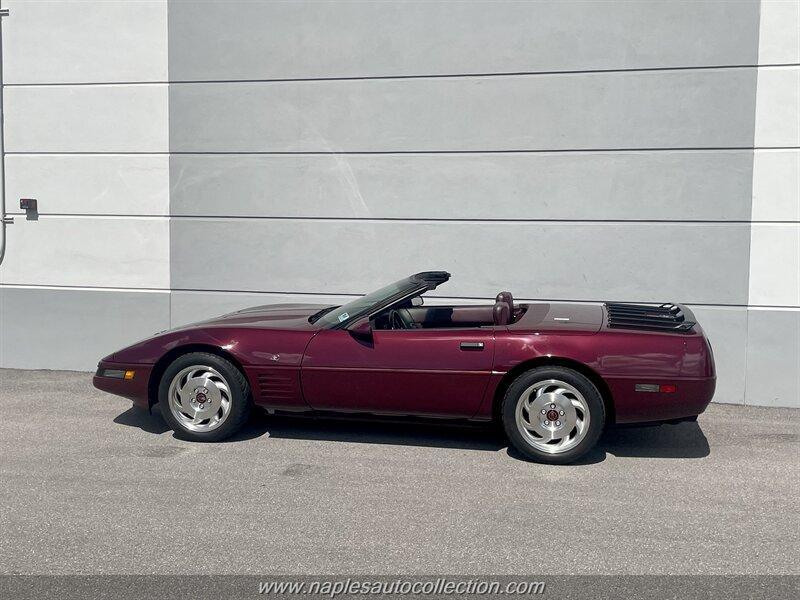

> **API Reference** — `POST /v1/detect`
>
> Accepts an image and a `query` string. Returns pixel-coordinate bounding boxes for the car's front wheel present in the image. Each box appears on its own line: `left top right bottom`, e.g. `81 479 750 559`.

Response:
158 352 252 442
501 366 605 464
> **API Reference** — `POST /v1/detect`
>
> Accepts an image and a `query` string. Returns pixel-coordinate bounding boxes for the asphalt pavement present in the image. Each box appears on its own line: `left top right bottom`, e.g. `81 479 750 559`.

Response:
1 368 798 576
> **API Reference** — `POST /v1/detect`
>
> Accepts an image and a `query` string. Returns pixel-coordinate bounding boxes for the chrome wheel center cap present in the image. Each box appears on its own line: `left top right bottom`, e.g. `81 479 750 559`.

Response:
546 409 559 422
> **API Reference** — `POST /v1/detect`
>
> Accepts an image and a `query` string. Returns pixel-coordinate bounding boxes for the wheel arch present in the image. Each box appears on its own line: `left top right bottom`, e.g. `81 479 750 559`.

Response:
492 357 615 425
147 344 249 410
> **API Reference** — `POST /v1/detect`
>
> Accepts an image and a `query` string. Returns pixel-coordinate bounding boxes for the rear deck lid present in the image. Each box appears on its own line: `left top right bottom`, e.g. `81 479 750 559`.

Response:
511 303 604 333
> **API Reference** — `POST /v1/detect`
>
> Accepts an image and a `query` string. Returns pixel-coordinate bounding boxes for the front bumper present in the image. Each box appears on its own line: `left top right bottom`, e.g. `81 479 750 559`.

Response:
93 361 153 410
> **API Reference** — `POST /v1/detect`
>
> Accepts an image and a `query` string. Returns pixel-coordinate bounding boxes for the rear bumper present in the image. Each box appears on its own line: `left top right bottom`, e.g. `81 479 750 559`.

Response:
608 376 716 424
93 361 153 410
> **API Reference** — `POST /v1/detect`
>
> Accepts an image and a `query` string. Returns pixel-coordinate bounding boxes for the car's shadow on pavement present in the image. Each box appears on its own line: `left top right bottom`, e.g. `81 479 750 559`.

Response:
114 406 710 464
113 406 172 434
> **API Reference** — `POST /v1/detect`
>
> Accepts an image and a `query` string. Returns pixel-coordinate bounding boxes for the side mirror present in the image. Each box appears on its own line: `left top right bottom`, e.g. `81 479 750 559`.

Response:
349 318 373 339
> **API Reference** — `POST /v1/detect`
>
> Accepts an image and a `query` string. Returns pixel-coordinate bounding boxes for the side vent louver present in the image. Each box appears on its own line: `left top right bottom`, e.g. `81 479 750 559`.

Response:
605 302 695 334
257 372 297 402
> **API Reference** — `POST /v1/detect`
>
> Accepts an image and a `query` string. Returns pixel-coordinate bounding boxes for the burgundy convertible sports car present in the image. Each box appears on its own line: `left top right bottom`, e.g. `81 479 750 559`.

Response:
94 271 715 464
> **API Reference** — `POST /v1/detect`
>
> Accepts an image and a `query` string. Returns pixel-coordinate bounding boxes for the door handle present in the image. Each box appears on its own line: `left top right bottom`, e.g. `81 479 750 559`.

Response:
460 342 484 351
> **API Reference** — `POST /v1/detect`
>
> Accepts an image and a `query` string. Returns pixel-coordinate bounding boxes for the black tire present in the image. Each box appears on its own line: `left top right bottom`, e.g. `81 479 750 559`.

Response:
158 352 252 442
501 366 605 464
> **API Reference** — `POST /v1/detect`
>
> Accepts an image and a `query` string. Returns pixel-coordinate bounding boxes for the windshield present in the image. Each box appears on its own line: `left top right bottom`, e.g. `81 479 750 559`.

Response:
313 278 422 328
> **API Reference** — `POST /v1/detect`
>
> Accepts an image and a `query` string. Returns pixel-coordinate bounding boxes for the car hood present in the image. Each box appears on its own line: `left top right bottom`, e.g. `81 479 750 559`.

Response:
103 303 332 364
192 303 334 330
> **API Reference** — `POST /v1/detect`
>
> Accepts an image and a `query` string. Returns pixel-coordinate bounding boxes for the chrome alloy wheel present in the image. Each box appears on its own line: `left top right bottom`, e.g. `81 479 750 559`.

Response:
168 365 232 432
515 379 591 454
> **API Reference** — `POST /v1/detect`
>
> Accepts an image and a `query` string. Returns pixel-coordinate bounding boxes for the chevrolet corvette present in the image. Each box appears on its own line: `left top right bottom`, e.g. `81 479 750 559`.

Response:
94 271 715 464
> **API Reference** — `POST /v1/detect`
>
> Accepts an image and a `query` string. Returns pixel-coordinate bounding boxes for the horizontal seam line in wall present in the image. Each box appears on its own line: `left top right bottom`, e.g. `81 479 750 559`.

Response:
3 62 799 87
0 283 168 294
4 147 800 156
7 214 800 224
1 284 798 310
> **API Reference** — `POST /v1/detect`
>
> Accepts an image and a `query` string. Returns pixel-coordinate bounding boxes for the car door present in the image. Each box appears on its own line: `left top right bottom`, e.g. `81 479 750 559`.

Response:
301 326 496 417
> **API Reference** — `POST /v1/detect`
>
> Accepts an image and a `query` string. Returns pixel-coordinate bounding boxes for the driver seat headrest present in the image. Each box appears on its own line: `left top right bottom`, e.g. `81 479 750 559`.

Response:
496 291 514 314
493 301 511 325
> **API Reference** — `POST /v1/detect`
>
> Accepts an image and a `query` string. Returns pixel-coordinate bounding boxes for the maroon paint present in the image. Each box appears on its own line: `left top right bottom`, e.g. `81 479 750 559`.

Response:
93 362 152 410
301 327 495 416
93 301 715 424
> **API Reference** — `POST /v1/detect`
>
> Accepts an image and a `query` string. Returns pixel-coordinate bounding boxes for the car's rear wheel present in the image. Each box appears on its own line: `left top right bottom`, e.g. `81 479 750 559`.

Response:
158 352 252 442
501 366 605 464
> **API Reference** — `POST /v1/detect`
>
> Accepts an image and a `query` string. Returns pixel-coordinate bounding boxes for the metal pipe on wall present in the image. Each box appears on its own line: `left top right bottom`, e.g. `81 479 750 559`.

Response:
0 6 10 267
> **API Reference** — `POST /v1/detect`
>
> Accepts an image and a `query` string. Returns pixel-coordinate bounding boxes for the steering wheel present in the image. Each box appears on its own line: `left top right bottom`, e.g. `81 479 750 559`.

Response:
390 308 416 330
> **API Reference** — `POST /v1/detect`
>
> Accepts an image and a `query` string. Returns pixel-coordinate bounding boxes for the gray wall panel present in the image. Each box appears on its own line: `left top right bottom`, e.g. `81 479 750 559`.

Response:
168 69 757 152
168 0 760 80
0 288 170 371
745 309 800 408
170 219 750 305
170 151 753 221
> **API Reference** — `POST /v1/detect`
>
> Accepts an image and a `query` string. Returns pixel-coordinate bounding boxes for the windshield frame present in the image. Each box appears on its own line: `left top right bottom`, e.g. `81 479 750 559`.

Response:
313 272 449 330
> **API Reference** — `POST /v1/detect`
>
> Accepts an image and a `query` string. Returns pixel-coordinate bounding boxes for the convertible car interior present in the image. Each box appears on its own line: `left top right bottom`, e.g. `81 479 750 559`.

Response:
372 292 525 330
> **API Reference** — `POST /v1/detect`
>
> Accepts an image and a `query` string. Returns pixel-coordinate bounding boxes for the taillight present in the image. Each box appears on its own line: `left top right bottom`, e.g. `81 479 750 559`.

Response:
635 383 677 393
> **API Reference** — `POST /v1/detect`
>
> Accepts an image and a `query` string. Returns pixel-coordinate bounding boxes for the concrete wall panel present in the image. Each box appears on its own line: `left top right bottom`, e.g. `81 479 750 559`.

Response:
751 150 800 222
758 0 800 65
748 224 800 307
754 66 800 148
0 287 170 371
5 85 169 153
745 308 800 408
2 0 168 84
169 70 757 153
170 219 750 305
168 0 760 80
170 151 754 221
6 155 169 217
0 217 169 289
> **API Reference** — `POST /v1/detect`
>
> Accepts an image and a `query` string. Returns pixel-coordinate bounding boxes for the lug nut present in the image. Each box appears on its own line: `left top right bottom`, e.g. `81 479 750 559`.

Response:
541 409 546 414
556 421 561 426
544 420 550 426
550 403 556 409
560 410 565 416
